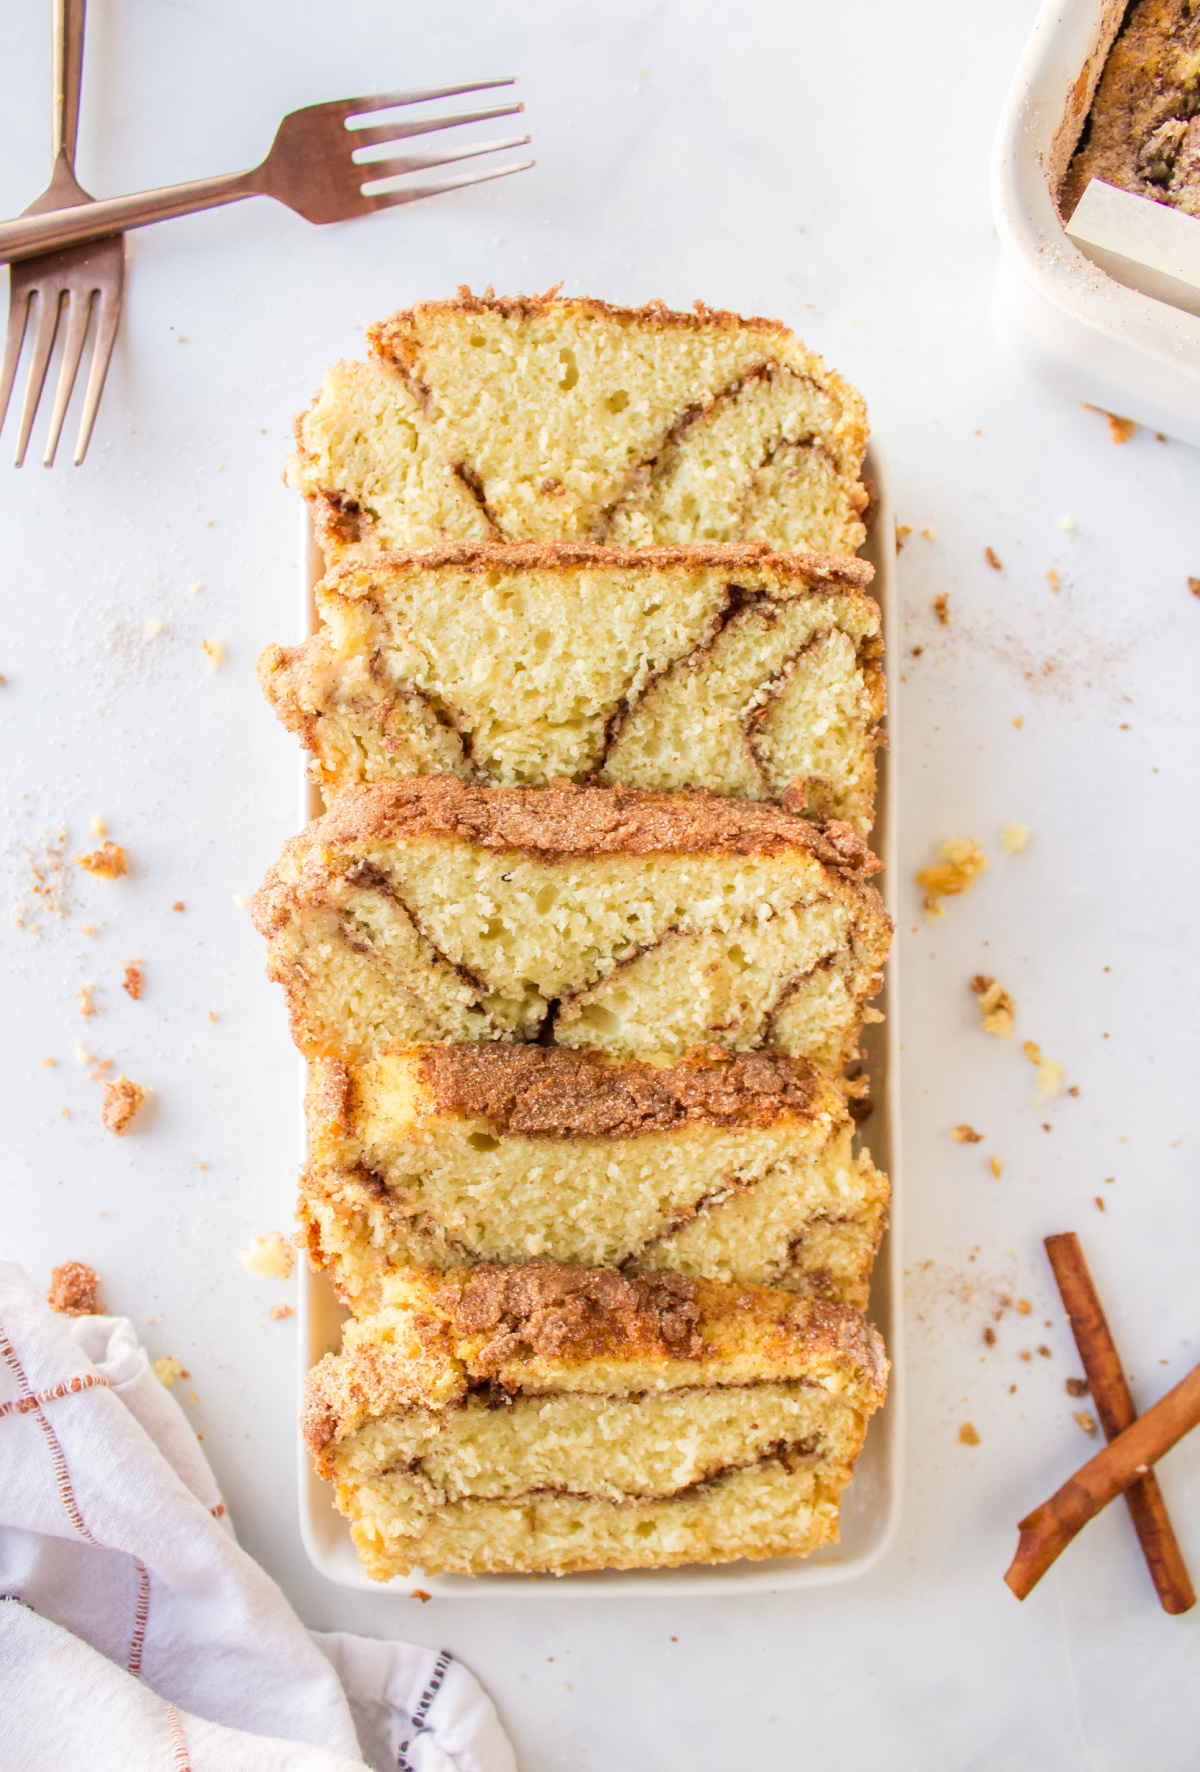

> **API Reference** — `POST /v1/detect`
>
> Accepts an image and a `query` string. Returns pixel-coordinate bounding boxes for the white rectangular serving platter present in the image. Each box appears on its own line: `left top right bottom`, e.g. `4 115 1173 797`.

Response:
297 441 904 1595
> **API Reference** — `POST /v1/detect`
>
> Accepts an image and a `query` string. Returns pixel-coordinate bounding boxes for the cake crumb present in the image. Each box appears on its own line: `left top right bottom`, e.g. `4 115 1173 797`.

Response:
984 547 1003 571
895 522 911 552
172 901 185 912
1090 407 1136 444
154 1356 185 1387
1059 515 1076 532
208 1011 218 1023
933 594 949 625
983 1326 996 1346
1095 1195 1106 1211
1073 1411 1098 1435
916 838 988 918
239 1232 294 1281
971 975 1015 1036
46 1261 101 1316
1046 569 1060 592
203 638 226 672
1037 1345 1052 1358
74 841 128 880
921 525 937 540
102 1074 147 1136
143 619 166 639
75 984 97 1018
952 1124 983 1143
89 815 107 839
42 1056 56 1068
411 1589 432 1603
232 894 248 910
989 1155 1003 1179
1023 1042 1065 1097
958 1423 980 1446
1013 715 1024 729
269 1303 293 1321
122 962 143 1001
1016 1299 1032 1315
1002 823 1029 855
1189 578 1200 600
1066 1377 1090 1398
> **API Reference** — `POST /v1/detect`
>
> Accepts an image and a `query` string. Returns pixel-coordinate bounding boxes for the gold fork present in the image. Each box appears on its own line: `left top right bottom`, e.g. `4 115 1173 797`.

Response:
0 84 533 267
0 0 125 466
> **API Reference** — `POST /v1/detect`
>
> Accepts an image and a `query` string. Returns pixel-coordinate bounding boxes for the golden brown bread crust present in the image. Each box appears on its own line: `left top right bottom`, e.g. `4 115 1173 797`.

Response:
409 1043 823 1138
250 778 880 944
368 286 795 367
317 537 874 591
302 1262 889 1466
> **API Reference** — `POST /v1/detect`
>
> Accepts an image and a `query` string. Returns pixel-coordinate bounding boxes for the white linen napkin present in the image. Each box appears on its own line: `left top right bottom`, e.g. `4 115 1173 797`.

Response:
0 1262 516 1772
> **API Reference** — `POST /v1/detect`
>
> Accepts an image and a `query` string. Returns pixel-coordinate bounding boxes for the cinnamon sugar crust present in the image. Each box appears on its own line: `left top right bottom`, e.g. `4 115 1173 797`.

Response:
321 537 873 589
412 1043 821 1138
46 1261 102 1316
255 780 878 909
302 1262 889 1462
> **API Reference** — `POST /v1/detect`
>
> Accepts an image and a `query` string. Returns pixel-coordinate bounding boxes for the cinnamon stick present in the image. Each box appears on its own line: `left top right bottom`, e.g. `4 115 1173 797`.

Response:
1005 1355 1200 1601
1044 1232 1194 1614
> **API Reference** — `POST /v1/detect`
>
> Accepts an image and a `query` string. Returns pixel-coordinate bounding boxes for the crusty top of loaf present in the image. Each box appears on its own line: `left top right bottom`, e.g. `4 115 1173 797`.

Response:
321 538 874 592
301 1261 889 1459
369 285 796 364
276 778 878 868
409 1043 825 1137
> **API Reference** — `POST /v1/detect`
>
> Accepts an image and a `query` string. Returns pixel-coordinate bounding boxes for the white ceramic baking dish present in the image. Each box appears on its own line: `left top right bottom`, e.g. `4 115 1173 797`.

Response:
991 0 1200 446
295 446 904 1595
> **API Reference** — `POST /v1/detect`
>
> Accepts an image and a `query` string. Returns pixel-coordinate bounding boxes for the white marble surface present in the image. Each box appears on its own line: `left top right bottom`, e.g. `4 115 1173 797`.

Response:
2 1 1199 1765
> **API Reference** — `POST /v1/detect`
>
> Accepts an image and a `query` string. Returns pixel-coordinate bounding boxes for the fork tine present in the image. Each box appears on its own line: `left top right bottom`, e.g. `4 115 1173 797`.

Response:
43 286 94 467
357 134 531 186
74 280 121 465
334 79 515 120
348 101 524 148
15 287 65 467
364 158 534 213
0 281 33 438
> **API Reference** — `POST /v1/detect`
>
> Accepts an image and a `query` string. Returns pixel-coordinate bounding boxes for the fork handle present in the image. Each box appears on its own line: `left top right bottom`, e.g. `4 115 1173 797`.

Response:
53 0 87 168
0 170 258 263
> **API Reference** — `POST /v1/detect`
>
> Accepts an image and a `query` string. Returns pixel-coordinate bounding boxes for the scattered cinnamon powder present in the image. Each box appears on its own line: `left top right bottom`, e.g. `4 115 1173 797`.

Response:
958 1423 981 1446
74 841 128 880
916 839 988 918
122 962 143 1001
952 1124 983 1143
984 547 1003 571
15 826 73 927
971 975 1014 1036
46 1261 101 1316
102 1074 147 1135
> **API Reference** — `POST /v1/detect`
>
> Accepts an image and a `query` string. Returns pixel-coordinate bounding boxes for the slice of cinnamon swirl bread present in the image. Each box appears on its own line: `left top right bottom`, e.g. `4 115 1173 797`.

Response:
259 542 884 830
303 1261 888 1578
249 779 891 1069
286 290 869 565
300 1045 888 1312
